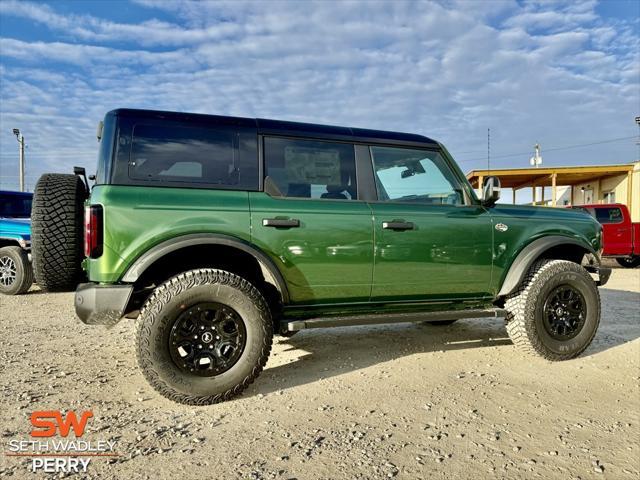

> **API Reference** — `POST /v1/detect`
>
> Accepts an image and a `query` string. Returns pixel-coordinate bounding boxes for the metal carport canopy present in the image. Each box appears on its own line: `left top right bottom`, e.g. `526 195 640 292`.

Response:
466 164 634 189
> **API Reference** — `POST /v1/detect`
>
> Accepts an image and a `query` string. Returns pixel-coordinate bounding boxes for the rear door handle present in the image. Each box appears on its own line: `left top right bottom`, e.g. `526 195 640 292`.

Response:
382 220 414 231
262 218 300 228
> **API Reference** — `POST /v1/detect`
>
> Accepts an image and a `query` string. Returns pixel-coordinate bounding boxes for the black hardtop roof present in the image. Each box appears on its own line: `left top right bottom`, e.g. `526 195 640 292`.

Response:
108 108 438 147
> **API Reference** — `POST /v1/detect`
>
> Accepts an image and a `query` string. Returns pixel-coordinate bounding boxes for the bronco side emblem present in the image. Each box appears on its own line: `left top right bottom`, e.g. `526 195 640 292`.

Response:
495 223 508 232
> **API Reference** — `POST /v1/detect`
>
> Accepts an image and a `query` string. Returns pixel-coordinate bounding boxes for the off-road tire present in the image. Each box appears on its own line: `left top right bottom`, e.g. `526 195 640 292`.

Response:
0 246 33 295
31 174 86 291
136 269 273 405
425 320 457 326
616 256 640 268
505 259 600 361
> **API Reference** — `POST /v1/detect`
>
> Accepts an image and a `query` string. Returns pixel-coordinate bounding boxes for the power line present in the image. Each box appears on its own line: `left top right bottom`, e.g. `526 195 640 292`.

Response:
456 135 638 163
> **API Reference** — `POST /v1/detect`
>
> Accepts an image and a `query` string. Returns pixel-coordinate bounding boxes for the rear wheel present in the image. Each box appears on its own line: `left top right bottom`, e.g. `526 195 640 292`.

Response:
505 260 600 361
0 246 33 295
616 256 640 268
136 269 273 405
31 174 86 291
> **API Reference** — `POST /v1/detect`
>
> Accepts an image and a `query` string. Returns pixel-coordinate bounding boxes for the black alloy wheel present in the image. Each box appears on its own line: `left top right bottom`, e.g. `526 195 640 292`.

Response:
169 302 247 377
542 285 587 340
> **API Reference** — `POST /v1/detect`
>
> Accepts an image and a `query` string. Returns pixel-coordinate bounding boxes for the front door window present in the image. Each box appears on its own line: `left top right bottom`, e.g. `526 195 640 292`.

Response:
371 146 465 205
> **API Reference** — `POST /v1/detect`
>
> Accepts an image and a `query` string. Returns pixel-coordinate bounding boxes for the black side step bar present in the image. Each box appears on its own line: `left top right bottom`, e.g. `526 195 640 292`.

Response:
282 309 507 332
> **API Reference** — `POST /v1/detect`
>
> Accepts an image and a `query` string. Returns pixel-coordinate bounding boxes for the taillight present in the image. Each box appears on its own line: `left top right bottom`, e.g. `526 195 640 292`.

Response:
84 205 103 258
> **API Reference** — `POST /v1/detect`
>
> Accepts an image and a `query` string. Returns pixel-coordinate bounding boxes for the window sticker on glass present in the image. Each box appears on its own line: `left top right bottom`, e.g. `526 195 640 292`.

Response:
284 147 342 185
264 137 357 200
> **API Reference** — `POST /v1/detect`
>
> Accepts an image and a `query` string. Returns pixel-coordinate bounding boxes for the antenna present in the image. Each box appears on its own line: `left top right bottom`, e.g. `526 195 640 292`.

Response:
529 143 542 168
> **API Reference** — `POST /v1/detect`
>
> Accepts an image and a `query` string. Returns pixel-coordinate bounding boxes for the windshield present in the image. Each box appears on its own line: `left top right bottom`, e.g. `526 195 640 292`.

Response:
0 192 33 217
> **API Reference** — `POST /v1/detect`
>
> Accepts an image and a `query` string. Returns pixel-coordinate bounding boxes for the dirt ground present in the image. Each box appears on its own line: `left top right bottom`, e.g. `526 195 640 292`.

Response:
1 262 639 480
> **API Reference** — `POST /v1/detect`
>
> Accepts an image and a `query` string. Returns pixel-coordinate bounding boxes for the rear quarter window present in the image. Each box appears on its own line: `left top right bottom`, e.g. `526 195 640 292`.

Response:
130 124 235 184
110 119 258 190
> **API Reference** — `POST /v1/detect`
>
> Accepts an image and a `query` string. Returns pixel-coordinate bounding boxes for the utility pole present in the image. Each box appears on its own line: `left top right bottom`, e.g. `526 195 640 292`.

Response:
487 128 490 172
12 128 25 192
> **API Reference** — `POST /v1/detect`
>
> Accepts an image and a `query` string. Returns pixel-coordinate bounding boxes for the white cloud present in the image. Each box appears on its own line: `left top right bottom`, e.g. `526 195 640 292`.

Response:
0 0 243 46
0 0 638 191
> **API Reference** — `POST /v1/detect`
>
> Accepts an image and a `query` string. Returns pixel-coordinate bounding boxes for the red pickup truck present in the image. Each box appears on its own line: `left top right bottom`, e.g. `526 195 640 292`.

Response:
575 203 639 268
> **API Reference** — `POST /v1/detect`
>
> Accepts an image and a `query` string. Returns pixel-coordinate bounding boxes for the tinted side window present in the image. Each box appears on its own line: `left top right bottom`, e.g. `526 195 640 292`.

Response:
573 207 595 218
371 146 464 205
127 123 257 189
0 193 32 217
595 207 623 224
264 137 357 200
95 112 116 184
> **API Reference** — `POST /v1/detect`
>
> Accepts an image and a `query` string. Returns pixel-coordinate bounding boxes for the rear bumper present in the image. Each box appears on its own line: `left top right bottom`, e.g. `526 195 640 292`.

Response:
75 283 133 325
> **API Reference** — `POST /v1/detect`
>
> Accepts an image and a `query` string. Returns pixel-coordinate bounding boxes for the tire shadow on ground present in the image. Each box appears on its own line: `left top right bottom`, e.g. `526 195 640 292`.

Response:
585 287 640 356
248 318 512 396
247 286 640 396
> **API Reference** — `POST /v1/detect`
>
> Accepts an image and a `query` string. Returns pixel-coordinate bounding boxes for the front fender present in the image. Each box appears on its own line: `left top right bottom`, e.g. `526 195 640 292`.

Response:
497 235 597 297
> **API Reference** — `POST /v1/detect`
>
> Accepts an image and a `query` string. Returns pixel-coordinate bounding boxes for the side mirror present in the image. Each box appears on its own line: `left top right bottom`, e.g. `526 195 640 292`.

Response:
482 176 501 207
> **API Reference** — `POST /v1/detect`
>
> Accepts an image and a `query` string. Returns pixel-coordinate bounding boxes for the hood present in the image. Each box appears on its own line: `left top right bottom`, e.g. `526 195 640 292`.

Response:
490 203 602 254
491 203 596 222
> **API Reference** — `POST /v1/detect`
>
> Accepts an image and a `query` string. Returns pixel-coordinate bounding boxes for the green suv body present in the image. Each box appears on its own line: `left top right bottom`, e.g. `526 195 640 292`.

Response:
35 109 609 404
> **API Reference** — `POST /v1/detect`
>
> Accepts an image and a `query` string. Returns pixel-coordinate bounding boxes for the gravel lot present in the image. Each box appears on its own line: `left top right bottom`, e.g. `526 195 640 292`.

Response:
1 262 639 479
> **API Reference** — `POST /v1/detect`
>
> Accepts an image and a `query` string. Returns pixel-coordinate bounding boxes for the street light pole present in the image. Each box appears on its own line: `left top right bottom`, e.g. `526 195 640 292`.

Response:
12 128 25 192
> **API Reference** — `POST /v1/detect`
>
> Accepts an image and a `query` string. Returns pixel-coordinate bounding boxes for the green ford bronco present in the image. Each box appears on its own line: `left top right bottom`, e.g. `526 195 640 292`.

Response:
32 109 610 405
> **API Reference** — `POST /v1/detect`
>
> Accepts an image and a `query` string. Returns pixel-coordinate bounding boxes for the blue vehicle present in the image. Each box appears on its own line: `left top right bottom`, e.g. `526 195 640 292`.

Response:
0 190 34 294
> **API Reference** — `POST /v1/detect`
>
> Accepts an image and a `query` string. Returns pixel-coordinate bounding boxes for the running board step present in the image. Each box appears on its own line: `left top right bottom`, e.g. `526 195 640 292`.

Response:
283 309 507 332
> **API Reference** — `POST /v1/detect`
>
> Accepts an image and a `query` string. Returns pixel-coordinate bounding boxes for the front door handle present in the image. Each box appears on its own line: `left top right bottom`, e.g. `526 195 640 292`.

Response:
382 220 414 231
263 218 300 228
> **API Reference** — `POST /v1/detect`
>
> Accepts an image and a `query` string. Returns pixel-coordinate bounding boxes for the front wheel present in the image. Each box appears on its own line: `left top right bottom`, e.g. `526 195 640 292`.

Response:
136 269 272 405
505 260 600 361
616 256 640 268
0 246 33 295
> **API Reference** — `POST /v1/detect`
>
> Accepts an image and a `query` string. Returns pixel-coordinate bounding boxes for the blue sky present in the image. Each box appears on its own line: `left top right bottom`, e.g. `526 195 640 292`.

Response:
0 0 638 192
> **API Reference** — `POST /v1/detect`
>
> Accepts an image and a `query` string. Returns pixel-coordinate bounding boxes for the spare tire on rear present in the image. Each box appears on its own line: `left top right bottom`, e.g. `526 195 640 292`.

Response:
31 174 87 291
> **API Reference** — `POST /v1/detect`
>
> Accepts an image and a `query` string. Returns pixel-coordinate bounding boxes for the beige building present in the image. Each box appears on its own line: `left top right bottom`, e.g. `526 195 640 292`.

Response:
467 162 640 222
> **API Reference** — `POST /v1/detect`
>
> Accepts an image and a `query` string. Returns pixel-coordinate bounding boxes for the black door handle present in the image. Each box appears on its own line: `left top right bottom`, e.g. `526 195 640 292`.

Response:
382 220 414 231
262 218 300 228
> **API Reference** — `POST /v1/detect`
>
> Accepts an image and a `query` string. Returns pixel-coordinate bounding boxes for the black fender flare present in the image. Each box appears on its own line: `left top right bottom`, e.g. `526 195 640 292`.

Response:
120 233 290 303
497 235 597 297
